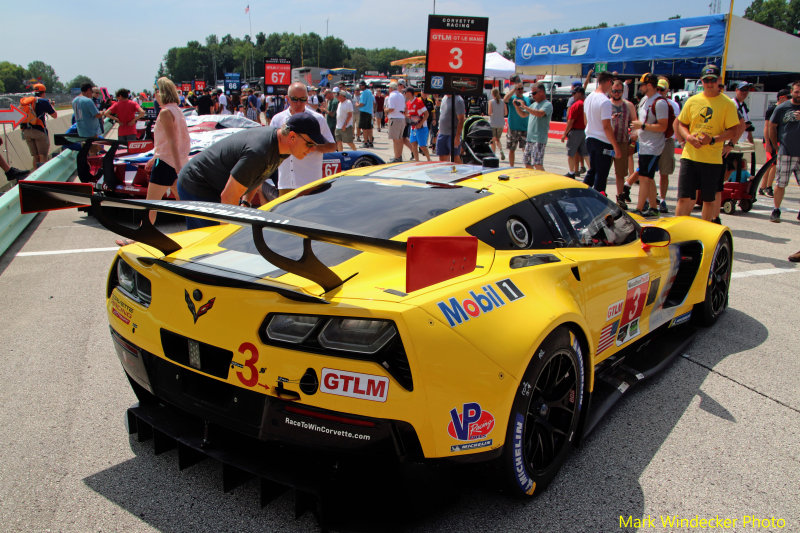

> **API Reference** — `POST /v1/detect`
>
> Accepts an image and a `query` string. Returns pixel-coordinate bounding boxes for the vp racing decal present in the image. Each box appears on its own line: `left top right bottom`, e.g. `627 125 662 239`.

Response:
437 278 525 327
448 402 494 452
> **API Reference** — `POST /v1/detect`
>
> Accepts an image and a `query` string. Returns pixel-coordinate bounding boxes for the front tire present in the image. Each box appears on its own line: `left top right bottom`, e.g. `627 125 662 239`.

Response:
351 156 376 168
722 199 735 215
693 233 732 326
501 327 584 497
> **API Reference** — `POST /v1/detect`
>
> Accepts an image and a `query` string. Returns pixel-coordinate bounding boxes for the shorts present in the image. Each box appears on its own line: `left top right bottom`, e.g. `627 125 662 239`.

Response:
410 126 429 146
436 134 459 156
566 129 587 157
677 158 724 203
506 129 526 150
359 112 373 130
375 111 384 122
491 126 503 139
388 118 405 139
775 154 800 188
149 158 178 186
335 126 354 143
637 154 660 179
523 142 546 167
402 124 410 139
659 138 675 175
613 142 630 181
22 127 50 157
176 179 220 230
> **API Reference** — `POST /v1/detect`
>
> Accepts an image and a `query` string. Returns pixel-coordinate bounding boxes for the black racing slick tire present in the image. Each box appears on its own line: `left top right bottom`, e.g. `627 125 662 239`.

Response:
351 156 376 168
501 327 585 497
693 233 732 326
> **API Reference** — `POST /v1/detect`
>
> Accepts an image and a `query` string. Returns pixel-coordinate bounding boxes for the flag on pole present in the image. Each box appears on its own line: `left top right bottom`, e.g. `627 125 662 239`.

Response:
245 5 249 14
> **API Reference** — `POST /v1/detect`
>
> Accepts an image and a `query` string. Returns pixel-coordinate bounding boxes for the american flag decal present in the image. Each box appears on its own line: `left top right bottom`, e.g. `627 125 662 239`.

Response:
597 321 619 354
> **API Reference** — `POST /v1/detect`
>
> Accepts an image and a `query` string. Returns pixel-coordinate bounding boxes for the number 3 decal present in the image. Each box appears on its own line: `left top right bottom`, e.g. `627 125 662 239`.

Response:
449 47 463 70
236 342 259 387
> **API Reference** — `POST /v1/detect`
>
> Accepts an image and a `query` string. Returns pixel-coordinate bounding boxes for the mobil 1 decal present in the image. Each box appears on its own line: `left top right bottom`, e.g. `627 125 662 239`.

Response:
425 15 488 96
616 273 650 346
448 402 495 452
437 278 525 327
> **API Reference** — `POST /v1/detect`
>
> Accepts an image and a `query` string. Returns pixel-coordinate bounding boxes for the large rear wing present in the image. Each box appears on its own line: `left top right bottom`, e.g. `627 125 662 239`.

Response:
18 181 477 295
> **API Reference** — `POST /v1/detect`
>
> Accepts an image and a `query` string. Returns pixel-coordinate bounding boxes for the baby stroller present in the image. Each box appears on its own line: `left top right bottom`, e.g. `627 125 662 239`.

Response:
461 115 499 168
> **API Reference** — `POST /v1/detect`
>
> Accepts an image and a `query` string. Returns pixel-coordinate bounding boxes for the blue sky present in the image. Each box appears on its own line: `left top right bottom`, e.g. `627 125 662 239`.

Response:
1 0 755 93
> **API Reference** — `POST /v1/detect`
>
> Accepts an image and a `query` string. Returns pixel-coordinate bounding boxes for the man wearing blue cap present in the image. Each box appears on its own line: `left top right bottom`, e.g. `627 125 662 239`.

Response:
176 111 326 228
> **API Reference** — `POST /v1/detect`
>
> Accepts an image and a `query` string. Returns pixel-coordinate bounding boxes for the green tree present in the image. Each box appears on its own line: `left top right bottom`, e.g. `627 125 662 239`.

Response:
504 37 518 60
66 75 96 90
744 0 800 35
487 42 497 53
27 61 64 92
0 61 28 93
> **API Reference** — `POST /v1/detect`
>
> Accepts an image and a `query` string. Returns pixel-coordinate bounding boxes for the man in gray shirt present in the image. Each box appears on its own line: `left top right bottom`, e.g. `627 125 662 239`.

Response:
436 95 465 163
629 73 669 217
177 112 326 229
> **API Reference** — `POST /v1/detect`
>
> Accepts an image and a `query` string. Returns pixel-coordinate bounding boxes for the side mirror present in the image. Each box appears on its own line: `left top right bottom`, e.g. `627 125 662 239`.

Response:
641 226 670 247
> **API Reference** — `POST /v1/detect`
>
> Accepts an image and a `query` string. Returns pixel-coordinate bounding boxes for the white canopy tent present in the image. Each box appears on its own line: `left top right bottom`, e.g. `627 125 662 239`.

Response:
484 52 516 79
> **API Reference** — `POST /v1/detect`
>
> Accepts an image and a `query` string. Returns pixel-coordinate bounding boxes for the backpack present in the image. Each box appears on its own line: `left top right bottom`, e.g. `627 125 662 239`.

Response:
20 96 44 128
646 95 675 138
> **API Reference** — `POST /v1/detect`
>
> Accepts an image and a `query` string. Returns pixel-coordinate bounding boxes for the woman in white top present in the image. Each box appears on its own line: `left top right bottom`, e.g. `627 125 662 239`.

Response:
488 88 507 160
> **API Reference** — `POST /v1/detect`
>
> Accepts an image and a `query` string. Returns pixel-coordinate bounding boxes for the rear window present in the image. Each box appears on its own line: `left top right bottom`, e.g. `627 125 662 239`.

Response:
219 175 489 269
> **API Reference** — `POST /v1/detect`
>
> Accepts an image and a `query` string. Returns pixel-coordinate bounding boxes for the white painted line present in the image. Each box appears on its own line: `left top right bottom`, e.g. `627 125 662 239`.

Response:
17 247 118 257
731 268 798 279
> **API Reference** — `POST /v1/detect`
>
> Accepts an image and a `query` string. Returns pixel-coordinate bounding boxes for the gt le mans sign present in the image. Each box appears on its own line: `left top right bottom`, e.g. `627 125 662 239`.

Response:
425 15 488 96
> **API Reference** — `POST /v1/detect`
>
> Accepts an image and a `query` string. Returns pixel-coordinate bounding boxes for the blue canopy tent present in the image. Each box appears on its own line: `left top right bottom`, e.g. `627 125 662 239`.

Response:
515 15 800 79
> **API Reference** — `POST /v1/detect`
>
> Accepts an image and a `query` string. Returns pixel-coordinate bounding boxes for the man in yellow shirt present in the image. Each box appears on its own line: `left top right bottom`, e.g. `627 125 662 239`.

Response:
674 65 742 222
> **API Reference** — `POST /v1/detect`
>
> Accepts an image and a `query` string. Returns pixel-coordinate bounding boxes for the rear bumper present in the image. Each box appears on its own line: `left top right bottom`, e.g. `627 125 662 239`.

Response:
111 327 424 460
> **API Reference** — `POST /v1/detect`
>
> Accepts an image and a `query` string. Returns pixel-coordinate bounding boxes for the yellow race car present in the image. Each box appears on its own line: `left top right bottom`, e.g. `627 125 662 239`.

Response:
20 162 731 499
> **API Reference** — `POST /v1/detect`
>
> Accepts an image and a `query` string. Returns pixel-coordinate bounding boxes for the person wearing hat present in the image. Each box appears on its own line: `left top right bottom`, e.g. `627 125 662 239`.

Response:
759 88 791 197
627 73 669 217
176 111 327 229
674 64 741 222
20 82 57 169
269 82 336 196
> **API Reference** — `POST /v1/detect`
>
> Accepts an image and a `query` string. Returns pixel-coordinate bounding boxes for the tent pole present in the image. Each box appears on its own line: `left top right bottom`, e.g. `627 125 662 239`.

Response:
720 0 735 85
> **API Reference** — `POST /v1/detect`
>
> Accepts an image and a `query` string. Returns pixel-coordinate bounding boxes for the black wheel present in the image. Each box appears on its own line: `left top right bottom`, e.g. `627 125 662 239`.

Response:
739 199 752 212
501 327 584 497
693 234 732 326
721 199 735 215
351 156 376 168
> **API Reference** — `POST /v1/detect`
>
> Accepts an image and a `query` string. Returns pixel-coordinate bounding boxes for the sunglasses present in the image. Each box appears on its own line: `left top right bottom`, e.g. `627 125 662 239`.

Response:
289 96 308 102
295 133 317 148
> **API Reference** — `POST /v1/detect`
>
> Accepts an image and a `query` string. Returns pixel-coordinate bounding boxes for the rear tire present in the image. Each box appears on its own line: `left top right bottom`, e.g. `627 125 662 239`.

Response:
500 327 584 497
739 199 752 212
693 233 732 326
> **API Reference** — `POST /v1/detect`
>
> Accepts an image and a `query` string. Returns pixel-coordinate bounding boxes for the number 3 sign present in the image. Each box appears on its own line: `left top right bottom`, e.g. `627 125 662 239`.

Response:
424 15 488 96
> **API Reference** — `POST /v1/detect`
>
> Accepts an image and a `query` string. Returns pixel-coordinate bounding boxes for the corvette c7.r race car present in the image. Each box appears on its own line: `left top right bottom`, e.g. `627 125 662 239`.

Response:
19 161 731 500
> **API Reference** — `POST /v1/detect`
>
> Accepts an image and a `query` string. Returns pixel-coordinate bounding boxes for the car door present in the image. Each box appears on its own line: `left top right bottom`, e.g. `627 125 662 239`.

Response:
533 188 674 361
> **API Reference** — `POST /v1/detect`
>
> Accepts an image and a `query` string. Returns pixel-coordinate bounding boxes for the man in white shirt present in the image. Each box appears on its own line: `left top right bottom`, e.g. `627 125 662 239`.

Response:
335 91 356 151
269 82 336 195
218 90 231 115
385 81 407 162
583 71 622 195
